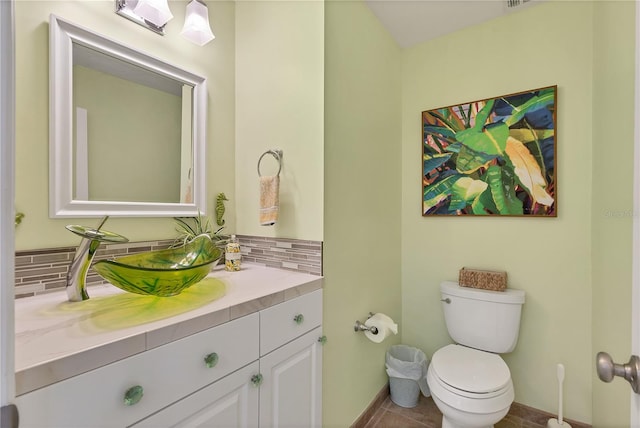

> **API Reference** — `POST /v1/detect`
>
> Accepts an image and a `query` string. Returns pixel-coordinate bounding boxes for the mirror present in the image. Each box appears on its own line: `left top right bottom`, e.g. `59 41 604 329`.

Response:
49 14 207 217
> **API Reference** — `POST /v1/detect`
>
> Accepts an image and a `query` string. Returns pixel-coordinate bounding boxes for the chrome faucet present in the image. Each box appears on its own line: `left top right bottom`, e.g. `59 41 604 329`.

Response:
65 216 128 302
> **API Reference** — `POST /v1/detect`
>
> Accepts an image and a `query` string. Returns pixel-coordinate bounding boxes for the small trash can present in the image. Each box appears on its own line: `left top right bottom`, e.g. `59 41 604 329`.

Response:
385 345 430 408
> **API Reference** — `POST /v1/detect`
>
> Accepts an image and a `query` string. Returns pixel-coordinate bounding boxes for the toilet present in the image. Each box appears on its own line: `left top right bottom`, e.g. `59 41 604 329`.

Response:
427 281 525 428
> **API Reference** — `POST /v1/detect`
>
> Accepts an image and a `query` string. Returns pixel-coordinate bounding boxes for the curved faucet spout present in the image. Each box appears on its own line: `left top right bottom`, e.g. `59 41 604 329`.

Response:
65 216 129 302
67 238 102 301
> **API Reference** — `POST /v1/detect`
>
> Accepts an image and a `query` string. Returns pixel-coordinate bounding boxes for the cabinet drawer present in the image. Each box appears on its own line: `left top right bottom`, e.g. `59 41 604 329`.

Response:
16 313 259 428
260 289 322 356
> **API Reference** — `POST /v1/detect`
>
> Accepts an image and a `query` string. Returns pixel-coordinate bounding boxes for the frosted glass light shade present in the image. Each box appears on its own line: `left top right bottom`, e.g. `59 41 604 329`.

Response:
181 0 215 46
133 0 174 27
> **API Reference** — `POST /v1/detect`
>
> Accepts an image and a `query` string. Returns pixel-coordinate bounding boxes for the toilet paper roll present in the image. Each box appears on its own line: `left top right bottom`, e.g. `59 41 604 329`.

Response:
364 313 398 343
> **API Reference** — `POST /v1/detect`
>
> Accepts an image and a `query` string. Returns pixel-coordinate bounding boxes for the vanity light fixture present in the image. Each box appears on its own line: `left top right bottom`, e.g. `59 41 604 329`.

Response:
115 0 168 35
133 0 173 27
116 0 215 45
181 0 215 46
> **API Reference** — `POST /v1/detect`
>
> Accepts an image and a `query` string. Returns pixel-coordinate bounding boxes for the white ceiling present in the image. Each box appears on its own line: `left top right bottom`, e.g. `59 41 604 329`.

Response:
364 0 541 48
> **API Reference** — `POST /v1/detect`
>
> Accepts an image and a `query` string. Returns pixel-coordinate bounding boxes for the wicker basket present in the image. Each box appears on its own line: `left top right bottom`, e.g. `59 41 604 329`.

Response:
458 267 507 291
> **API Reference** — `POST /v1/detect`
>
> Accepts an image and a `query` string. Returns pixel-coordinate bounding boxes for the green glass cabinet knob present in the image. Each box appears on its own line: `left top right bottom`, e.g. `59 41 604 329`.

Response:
204 352 219 368
124 385 144 406
318 335 327 345
293 314 304 325
251 373 263 387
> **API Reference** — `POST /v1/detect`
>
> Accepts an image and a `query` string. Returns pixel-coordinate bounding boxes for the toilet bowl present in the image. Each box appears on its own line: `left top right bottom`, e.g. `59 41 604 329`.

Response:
427 344 514 428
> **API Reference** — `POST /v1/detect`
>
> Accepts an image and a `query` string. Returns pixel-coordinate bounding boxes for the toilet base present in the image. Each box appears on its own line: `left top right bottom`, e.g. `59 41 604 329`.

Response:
432 392 509 428
441 415 493 428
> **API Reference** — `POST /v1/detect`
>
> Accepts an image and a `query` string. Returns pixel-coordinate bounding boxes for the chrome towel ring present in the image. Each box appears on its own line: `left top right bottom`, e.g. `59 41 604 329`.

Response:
257 149 283 177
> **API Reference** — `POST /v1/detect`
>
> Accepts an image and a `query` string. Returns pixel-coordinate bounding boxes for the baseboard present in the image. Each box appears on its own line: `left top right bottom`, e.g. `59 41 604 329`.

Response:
348 387 591 428
350 383 389 428
509 402 591 428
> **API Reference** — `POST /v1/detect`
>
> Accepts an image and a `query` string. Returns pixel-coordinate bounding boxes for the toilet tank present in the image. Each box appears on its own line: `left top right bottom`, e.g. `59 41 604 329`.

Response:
440 281 525 353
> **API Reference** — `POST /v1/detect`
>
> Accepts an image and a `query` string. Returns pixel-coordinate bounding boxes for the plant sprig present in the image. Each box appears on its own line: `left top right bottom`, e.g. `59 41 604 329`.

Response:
173 213 228 248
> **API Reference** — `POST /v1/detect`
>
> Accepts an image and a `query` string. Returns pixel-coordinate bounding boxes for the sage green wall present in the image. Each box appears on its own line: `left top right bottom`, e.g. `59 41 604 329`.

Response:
401 2 595 423
14 0 236 250
235 0 324 241
591 1 635 425
323 1 402 425
13 1 637 424
74 65 182 203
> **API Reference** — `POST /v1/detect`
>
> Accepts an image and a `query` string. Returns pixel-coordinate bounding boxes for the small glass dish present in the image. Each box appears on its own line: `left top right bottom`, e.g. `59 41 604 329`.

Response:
92 234 223 297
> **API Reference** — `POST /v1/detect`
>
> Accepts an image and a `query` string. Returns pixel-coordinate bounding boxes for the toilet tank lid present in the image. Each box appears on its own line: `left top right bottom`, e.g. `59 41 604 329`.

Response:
440 281 525 304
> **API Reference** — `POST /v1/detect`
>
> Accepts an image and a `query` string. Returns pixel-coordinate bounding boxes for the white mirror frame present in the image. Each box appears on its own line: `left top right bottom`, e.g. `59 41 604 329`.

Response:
49 14 207 218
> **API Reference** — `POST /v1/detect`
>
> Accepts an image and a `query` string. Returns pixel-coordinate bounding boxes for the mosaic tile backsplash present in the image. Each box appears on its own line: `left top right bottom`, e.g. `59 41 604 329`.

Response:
236 235 322 276
15 235 323 299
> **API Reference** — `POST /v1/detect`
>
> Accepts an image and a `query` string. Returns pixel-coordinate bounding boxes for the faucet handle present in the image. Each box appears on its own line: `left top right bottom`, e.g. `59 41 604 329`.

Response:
65 225 129 243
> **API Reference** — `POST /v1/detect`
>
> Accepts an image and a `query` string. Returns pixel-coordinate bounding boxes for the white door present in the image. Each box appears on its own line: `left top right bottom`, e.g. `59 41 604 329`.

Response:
595 1 640 424
633 2 640 424
596 1 640 425
0 0 17 426
259 327 322 428
608 0 640 424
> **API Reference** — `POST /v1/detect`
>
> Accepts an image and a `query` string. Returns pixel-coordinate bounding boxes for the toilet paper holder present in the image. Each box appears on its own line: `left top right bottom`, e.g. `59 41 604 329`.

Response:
354 312 378 335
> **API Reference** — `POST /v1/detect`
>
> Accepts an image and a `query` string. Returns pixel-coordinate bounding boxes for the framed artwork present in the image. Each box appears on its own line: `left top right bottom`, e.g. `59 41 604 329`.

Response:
422 85 557 216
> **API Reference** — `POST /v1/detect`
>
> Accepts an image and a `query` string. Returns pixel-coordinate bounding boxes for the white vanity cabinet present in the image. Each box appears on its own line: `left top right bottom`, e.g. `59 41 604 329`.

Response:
15 289 323 428
134 289 324 428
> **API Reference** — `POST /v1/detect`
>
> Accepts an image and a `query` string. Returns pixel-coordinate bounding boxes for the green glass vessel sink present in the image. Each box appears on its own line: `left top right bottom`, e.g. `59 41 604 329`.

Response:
92 234 223 297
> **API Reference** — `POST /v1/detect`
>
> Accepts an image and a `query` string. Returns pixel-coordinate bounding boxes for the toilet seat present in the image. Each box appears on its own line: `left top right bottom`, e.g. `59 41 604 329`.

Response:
431 344 511 396
427 363 514 415
427 344 514 415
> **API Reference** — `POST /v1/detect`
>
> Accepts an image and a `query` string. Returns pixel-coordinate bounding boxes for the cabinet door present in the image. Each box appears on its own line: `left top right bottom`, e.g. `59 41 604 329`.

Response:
259 327 322 428
132 362 259 428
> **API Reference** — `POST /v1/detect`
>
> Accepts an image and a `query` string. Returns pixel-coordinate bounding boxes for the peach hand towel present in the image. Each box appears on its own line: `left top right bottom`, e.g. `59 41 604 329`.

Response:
260 175 280 226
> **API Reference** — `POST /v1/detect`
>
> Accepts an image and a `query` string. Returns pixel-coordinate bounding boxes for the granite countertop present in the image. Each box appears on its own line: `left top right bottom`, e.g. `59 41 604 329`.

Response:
15 263 323 396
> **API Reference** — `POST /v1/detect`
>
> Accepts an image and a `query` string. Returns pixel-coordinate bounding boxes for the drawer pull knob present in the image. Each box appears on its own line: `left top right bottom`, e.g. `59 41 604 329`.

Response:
293 314 304 325
204 352 219 368
124 385 144 406
318 335 327 345
251 373 263 387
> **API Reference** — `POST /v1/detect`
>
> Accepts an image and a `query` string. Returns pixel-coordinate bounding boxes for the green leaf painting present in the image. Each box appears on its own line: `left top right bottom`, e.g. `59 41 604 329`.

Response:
422 85 557 216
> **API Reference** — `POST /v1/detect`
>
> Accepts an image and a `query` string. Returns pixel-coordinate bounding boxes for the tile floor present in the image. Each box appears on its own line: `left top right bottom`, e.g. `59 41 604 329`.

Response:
364 395 590 428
